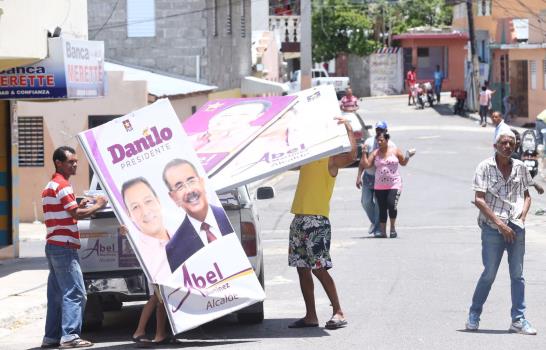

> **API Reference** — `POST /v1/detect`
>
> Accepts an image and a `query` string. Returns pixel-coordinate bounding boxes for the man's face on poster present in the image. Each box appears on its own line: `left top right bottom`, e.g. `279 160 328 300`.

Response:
124 181 164 237
165 163 209 221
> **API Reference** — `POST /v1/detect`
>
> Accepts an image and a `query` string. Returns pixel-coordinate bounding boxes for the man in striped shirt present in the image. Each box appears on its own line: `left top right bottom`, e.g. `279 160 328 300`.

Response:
41 146 107 349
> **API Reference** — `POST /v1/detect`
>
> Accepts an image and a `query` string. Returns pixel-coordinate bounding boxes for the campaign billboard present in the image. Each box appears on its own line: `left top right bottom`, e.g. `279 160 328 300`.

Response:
77 99 265 334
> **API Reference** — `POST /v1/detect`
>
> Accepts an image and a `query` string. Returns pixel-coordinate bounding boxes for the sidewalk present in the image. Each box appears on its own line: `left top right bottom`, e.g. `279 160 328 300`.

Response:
0 223 48 339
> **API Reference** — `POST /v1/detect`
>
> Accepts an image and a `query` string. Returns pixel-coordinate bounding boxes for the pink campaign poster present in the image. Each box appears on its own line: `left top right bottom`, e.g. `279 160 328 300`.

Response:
183 96 297 175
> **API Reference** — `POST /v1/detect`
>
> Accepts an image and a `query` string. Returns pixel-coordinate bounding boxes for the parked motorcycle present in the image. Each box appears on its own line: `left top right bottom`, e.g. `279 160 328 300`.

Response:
520 129 539 178
424 81 434 107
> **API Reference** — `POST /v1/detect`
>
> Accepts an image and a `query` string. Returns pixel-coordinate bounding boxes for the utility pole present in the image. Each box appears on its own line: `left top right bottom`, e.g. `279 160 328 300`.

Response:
300 0 312 89
466 0 480 112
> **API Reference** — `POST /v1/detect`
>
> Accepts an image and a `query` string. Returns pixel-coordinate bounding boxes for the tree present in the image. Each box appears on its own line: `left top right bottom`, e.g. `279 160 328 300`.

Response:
312 0 378 63
311 0 452 62
389 0 453 34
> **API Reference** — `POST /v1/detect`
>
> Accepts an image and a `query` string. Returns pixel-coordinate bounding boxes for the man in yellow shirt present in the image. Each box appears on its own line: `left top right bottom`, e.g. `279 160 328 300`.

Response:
287 118 356 330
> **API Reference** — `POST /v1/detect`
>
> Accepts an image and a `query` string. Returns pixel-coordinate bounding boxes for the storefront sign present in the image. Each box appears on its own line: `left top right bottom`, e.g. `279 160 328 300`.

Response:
0 38 105 99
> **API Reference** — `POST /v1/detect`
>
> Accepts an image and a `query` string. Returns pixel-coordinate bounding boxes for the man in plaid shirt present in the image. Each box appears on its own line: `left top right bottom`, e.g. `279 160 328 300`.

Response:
465 130 536 335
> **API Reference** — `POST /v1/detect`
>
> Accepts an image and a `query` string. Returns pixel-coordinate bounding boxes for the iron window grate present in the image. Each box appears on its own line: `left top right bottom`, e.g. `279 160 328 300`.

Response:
18 116 44 167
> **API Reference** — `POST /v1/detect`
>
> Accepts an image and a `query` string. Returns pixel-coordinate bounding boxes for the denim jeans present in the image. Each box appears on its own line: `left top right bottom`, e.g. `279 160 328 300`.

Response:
469 222 526 322
43 244 87 344
360 179 379 233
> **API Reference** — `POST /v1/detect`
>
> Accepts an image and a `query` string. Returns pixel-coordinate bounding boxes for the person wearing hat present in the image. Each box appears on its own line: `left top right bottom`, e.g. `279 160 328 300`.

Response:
356 121 395 237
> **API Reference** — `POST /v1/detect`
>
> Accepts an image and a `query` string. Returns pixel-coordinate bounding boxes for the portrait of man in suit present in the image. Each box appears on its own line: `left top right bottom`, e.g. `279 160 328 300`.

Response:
162 159 234 272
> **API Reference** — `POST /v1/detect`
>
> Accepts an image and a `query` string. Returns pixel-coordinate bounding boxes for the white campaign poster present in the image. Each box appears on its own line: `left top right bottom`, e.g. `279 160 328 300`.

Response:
210 85 351 192
77 99 265 334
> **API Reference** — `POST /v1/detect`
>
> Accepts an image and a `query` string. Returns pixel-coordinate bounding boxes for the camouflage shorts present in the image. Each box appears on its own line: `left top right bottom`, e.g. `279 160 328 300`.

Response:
288 215 332 270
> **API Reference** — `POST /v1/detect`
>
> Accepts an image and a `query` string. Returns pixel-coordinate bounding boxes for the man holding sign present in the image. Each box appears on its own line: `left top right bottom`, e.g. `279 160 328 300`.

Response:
163 159 234 272
288 118 356 330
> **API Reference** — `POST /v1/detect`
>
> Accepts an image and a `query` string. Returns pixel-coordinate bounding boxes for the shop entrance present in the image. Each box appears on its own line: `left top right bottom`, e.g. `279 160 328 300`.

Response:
509 60 529 118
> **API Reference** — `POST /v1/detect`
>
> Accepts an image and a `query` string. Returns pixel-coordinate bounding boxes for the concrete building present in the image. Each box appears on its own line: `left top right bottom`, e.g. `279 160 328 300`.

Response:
393 27 468 93
88 0 251 94
0 0 90 258
451 0 546 122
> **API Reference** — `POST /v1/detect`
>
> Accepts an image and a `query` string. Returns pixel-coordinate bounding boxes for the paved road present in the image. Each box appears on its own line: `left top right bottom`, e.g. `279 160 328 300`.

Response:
2 96 546 349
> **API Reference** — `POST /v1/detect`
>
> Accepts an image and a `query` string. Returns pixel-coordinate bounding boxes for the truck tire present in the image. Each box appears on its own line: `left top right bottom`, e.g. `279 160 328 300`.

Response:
83 294 104 330
237 262 265 324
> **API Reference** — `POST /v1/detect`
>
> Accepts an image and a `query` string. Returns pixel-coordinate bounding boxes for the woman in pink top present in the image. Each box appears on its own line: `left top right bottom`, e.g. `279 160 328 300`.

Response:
361 130 415 238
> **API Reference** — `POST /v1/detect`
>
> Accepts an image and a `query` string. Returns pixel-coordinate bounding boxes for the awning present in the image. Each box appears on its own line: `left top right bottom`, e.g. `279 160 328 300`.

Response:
241 76 288 95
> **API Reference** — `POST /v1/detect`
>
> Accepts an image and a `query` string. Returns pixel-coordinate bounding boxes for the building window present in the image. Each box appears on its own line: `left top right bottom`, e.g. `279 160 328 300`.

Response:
543 60 546 90
530 60 537 90
127 0 155 38
18 117 44 167
191 105 197 114
477 0 491 16
213 0 218 37
240 0 246 38
227 0 232 35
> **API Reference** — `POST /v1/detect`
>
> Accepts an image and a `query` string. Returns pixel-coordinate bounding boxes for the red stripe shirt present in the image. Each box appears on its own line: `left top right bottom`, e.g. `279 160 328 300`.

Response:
42 173 80 248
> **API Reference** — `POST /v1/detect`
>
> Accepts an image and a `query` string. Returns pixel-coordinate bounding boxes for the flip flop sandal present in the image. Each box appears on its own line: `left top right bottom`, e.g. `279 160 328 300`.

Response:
288 318 319 328
132 335 151 343
325 318 348 330
59 338 93 348
152 337 182 345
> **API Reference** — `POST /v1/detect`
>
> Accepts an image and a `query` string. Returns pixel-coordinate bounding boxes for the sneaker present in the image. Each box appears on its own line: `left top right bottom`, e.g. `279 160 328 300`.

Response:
389 231 398 238
465 313 480 331
368 223 375 234
509 319 537 335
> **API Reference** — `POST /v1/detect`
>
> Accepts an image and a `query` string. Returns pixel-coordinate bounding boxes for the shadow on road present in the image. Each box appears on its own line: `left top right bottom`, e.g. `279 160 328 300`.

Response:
0 257 47 278
456 329 511 335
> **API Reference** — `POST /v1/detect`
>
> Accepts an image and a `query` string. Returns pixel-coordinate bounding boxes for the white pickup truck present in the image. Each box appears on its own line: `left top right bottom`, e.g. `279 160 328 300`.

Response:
288 68 350 99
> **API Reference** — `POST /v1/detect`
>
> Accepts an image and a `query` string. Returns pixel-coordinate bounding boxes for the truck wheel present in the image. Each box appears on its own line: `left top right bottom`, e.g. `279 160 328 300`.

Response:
83 294 104 330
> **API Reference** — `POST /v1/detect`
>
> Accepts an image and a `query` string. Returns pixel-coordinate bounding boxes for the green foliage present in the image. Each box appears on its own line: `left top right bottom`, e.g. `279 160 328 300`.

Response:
311 0 453 61
312 0 378 62
389 0 453 34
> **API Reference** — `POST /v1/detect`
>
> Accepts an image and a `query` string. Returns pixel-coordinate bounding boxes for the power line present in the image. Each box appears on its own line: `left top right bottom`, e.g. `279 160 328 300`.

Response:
91 0 121 40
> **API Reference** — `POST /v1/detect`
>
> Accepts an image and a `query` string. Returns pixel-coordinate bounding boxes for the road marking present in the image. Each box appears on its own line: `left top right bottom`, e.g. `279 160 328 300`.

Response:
416 135 441 140
265 275 293 286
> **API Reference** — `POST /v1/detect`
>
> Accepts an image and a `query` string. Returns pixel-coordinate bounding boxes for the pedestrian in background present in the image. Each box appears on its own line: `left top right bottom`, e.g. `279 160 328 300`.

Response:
355 121 395 237
340 87 358 113
502 95 513 124
491 111 511 144
479 86 492 127
465 130 536 335
287 117 356 330
41 146 108 349
433 65 444 103
360 131 415 238
406 66 417 106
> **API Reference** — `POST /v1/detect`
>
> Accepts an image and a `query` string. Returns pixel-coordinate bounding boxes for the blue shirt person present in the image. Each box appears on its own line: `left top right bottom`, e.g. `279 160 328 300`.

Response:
433 65 444 102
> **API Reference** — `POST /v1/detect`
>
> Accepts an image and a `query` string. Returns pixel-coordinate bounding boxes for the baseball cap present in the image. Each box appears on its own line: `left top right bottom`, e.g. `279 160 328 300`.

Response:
375 121 388 130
